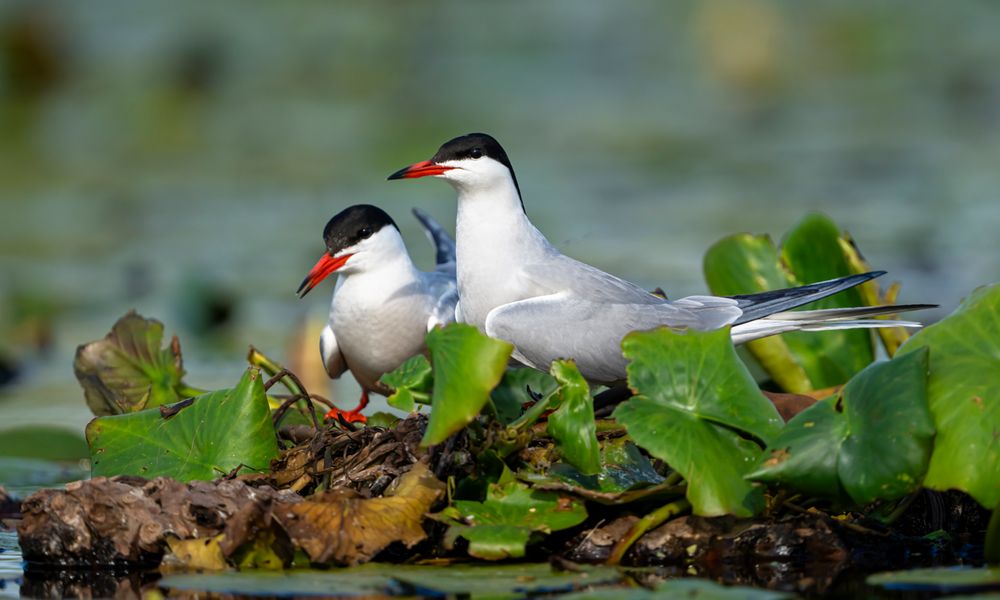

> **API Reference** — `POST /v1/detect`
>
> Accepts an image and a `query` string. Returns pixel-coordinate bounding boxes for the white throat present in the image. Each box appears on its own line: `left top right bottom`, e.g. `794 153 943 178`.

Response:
447 171 553 329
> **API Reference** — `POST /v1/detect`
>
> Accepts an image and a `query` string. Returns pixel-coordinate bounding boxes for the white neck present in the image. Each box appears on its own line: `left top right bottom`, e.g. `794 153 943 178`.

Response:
447 173 554 327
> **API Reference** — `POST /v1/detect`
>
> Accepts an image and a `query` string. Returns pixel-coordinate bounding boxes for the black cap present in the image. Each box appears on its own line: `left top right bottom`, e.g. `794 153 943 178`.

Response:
322 204 398 253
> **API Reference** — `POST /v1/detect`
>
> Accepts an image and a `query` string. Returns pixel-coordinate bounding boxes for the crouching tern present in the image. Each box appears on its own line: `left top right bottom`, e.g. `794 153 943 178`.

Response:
389 133 933 384
296 204 457 421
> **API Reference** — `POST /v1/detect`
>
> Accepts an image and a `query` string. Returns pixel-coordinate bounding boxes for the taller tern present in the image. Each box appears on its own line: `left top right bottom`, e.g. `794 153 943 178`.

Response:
296 204 457 421
388 133 931 384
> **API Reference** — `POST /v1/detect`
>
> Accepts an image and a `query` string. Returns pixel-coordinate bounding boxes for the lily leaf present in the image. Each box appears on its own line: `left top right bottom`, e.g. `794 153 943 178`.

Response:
74 311 188 415
748 348 933 505
703 213 877 392
422 324 513 447
379 354 432 413
86 367 279 481
897 283 1000 507
0 426 88 461
546 360 600 475
436 480 587 560
614 327 783 517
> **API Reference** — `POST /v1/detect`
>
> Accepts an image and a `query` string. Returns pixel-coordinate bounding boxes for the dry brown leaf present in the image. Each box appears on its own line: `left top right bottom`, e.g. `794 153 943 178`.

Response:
162 534 227 571
273 462 444 565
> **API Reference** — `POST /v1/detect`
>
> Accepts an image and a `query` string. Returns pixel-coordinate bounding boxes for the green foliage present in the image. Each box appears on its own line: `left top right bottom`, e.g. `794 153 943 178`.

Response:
421 323 513 447
160 563 621 598
536 437 664 495
437 479 587 560
491 368 558 424
86 367 279 481
562 578 793 599
703 213 876 392
748 349 933 504
73 311 189 415
614 327 782 516
898 283 1000 507
0 426 88 461
546 360 600 475
379 354 432 412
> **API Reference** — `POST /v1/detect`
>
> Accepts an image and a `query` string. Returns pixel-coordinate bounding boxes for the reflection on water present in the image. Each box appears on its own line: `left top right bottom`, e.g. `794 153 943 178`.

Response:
1 3 999 439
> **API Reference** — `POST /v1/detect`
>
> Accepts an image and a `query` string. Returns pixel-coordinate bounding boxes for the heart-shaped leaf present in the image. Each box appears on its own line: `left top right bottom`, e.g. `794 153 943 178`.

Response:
379 354 432 413
86 367 279 481
421 324 513 447
748 348 933 505
436 480 587 560
614 326 783 516
897 283 1000 507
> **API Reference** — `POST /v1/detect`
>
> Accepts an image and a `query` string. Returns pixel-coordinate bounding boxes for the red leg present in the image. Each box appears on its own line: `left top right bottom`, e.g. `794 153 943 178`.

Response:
324 389 370 424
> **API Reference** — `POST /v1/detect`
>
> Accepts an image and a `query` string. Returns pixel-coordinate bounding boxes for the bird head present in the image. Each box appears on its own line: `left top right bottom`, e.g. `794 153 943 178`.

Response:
388 132 521 199
296 204 401 298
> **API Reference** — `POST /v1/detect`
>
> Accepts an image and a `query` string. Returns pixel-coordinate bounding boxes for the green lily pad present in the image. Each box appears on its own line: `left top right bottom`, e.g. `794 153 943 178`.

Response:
436 480 587 560
86 367 279 481
562 578 793 599
538 437 665 495
703 213 876 392
748 348 933 504
379 354 432 413
897 283 1000 508
546 360 600 475
422 323 513 447
614 327 782 516
160 563 621 599
73 311 189 415
0 425 88 461
867 567 1000 592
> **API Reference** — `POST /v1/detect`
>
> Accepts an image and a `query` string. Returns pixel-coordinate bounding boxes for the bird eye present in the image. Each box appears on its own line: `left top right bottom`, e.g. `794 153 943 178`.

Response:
359 227 373 238
469 148 483 159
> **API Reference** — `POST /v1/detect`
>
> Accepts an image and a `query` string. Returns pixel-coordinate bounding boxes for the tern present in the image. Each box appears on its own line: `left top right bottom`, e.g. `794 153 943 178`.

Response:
388 132 932 384
296 204 457 422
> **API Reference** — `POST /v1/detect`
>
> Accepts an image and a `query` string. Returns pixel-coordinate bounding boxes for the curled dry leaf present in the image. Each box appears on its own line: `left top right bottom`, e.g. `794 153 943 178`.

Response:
73 311 187 416
273 461 445 565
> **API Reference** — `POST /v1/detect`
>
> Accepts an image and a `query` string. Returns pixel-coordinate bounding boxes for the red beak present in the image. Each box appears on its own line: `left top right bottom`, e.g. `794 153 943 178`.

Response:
296 253 353 298
387 160 454 180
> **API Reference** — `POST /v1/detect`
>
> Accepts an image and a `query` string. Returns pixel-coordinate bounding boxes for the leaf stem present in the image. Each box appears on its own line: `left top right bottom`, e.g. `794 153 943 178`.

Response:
507 389 559 431
607 498 691 565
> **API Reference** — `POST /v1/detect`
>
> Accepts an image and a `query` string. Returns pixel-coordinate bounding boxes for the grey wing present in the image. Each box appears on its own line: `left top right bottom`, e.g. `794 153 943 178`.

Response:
484 293 743 384
412 207 457 268
519 254 666 305
423 270 459 330
319 324 348 379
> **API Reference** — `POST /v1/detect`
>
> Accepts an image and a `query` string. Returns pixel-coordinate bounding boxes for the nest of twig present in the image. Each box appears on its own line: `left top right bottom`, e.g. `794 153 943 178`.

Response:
244 415 429 497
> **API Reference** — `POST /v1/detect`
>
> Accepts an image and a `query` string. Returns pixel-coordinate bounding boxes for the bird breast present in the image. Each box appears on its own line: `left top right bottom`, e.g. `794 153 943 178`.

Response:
330 274 433 391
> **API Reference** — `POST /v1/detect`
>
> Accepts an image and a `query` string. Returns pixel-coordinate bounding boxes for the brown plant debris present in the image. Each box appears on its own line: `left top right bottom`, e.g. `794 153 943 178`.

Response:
17 462 445 569
246 414 429 496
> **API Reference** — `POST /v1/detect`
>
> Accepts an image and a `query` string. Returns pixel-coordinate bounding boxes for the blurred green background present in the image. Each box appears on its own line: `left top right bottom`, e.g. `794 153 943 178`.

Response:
1 0 997 431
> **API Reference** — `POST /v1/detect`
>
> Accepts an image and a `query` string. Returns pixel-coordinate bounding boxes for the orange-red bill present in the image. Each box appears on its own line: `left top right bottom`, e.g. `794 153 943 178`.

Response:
296 253 352 298
387 160 454 180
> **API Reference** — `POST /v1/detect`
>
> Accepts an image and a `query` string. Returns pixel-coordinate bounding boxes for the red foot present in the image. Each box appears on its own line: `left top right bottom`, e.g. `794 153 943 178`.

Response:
323 389 370 424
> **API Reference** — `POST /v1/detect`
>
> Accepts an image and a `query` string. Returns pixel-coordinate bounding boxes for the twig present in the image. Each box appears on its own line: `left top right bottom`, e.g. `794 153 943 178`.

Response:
264 369 320 430
607 498 691 565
